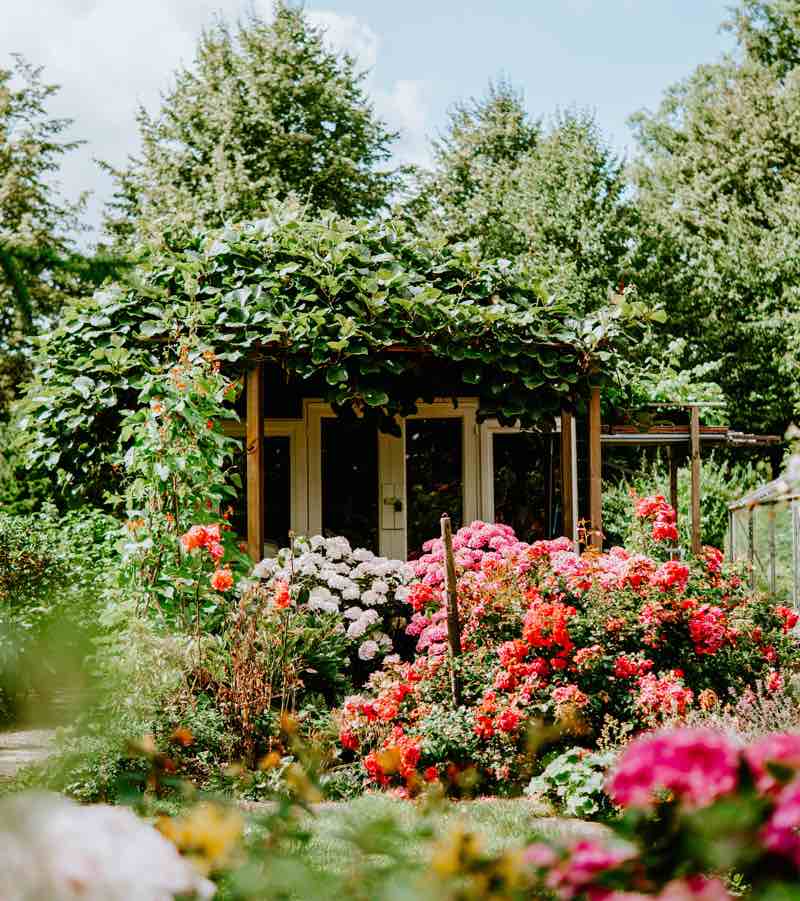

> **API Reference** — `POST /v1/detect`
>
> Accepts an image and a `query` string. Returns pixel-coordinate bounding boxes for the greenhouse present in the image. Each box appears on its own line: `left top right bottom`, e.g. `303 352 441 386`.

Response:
728 478 800 604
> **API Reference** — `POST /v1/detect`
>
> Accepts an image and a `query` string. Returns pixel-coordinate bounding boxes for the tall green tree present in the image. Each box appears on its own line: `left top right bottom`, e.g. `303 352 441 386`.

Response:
409 83 631 312
0 55 87 411
104 2 399 242
631 0 800 435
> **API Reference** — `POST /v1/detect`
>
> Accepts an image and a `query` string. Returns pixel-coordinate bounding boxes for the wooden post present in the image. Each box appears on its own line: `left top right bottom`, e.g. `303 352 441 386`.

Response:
246 362 265 562
441 514 462 707
690 405 701 556
588 386 602 549
560 410 576 546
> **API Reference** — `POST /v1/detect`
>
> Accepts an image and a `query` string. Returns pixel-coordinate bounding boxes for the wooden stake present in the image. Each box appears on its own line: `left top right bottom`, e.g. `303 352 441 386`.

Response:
246 362 265 562
440 514 462 707
589 386 603 549
690 405 701 556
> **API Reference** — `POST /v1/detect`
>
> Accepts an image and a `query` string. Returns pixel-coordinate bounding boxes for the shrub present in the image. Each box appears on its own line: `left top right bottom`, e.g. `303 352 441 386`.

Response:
526 746 616 818
338 513 799 795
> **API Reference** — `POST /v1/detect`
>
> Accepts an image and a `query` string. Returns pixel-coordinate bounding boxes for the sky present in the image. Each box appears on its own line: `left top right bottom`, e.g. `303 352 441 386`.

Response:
3 1 736 240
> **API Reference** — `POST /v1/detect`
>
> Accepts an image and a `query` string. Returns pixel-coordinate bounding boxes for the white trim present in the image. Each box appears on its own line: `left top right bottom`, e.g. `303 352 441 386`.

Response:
221 419 308 538
478 417 560 528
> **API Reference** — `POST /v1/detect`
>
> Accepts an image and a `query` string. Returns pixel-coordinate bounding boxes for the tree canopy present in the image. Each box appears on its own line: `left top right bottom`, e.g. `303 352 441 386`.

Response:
630 0 800 435
408 83 632 314
17 202 655 504
103 2 399 244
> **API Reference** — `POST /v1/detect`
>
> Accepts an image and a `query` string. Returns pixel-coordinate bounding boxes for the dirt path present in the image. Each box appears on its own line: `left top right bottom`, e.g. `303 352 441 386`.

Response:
0 729 54 782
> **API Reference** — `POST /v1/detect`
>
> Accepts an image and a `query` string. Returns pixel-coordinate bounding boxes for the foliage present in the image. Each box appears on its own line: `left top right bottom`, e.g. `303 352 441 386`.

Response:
408 83 633 315
526 746 616 818
103 2 399 244
630 0 800 434
338 516 799 795
18 201 654 503
252 534 415 674
602 451 768 549
117 334 246 630
0 506 119 723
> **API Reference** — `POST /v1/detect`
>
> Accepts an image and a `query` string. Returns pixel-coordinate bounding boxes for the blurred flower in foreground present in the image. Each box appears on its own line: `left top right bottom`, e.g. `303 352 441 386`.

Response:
0 792 215 900
157 802 243 876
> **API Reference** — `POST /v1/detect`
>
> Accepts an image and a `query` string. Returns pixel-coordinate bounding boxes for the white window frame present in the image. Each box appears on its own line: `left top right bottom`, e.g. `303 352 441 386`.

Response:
221 419 308 542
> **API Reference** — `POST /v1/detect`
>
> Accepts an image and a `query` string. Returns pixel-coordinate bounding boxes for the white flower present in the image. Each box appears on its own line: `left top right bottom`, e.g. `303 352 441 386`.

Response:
252 559 277 580
342 584 360 601
310 535 326 550
374 631 393 650
358 639 380 661
353 547 373 561
371 579 389 595
384 653 401 665
308 585 333 604
347 619 367 639
343 606 363 620
395 586 410 601
359 609 379 626
0 792 215 900
361 589 380 606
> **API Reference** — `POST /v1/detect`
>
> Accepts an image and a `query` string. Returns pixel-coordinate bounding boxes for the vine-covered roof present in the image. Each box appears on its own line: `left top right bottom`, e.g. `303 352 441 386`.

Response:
19 203 656 496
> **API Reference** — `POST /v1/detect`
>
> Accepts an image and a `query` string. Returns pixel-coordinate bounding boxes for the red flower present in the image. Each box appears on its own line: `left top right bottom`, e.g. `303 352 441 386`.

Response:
474 715 495 739
208 542 224 562
424 766 439 782
340 731 359 751
497 709 521 733
776 606 799 633
273 579 291 609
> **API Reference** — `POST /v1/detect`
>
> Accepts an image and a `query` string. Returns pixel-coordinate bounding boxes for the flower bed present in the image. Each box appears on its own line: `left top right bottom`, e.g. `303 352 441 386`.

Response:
337 507 799 794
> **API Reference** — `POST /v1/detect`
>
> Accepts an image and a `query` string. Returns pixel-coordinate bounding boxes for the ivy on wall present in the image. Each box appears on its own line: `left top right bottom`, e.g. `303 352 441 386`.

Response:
17 202 659 502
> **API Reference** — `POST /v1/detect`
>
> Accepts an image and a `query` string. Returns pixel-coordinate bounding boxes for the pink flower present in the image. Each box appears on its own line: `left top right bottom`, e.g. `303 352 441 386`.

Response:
635 672 694 719
761 777 800 865
546 840 632 897
180 524 208 552
607 728 739 810
702 546 724 574
688 605 734 655
208 541 224 562
497 708 521 733
745 733 800 795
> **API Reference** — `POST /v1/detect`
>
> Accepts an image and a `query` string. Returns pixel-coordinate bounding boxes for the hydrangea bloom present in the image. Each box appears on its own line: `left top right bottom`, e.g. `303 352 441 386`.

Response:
607 728 740 810
761 777 800 865
744 732 800 795
253 535 414 663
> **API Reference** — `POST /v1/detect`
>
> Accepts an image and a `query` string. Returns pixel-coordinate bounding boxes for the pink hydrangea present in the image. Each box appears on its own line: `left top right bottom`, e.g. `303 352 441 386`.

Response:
744 733 800 795
651 561 690 592
607 728 740 810
688 605 735 656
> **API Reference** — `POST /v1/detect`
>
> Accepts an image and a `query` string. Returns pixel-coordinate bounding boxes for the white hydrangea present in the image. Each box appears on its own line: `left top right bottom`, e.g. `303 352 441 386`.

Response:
252 534 415 665
0 793 215 900
358 639 379 661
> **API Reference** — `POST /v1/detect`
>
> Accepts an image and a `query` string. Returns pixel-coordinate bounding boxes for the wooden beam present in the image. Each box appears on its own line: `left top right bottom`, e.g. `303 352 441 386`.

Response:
589 386 602 549
560 410 576 546
668 447 679 518
690 405 701 556
246 362 265 562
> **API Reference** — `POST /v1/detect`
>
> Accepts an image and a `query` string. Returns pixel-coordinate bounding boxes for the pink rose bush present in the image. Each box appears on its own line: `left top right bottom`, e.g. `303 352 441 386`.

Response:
519 727 800 898
337 512 798 794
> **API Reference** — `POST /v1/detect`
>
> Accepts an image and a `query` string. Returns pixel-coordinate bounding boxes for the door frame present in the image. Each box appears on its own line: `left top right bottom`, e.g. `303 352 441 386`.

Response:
222 418 308 544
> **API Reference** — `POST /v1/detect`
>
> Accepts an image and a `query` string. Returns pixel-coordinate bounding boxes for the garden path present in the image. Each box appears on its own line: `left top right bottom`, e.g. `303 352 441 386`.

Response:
0 728 54 781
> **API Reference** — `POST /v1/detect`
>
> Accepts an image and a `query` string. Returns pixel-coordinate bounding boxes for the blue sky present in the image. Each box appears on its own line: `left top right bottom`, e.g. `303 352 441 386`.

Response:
3 1 735 236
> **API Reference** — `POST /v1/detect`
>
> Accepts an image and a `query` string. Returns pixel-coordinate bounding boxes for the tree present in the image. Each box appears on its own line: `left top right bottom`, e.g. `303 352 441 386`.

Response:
0 55 87 411
630 0 800 435
408 83 631 312
103 2 399 243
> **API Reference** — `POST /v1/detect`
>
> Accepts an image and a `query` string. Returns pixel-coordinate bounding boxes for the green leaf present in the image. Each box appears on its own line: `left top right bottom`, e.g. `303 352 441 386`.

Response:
363 389 389 407
325 364 348 385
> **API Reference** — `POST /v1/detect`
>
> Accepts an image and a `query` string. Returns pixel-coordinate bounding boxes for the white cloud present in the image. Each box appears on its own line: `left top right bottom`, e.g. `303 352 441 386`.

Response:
0 2 430 239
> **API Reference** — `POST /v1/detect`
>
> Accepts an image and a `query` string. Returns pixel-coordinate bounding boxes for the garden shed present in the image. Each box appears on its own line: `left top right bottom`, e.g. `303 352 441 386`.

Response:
20 206 657 562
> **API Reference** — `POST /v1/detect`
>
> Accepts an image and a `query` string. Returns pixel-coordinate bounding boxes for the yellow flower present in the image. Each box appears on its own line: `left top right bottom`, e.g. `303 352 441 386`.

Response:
430 824 482 878
284 763 323 803
156 802 243 875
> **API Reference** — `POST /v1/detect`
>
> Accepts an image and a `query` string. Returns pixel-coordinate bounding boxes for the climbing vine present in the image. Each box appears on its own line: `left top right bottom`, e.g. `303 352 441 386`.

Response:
17 201 659 501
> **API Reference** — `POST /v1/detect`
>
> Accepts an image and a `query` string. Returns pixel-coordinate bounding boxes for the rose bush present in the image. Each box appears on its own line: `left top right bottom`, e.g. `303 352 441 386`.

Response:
338 507 799 794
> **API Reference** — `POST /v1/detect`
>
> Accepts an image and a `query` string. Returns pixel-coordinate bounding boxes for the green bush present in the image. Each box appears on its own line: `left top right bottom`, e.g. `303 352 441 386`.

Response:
526 746 616 818
0 506 120 724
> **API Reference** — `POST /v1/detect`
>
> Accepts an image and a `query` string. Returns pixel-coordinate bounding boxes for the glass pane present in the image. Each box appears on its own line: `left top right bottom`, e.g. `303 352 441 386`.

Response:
322 418 378 551
406 418 463 559
493 432 560 542
229 436 291 552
